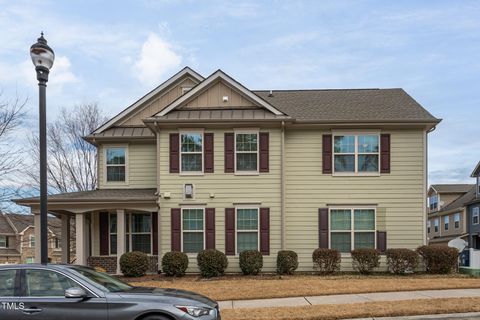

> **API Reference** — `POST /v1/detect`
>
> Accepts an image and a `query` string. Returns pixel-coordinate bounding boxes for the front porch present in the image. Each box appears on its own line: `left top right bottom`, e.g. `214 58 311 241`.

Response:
14 188 159 274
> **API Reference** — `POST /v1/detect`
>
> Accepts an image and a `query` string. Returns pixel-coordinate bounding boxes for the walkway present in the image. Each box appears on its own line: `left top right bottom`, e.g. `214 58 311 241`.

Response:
218 288 480 310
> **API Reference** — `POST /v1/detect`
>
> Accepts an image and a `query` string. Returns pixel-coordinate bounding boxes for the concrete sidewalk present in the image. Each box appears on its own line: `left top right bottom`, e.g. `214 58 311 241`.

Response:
218 288 480 310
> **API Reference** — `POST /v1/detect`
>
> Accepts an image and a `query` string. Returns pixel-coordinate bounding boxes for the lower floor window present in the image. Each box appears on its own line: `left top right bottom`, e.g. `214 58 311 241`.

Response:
237 208 259 253
182 208 204 253
109 212 152 254
330 208 376 252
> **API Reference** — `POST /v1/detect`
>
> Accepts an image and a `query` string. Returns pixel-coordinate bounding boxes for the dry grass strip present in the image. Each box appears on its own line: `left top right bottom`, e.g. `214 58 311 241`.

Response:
221 297 480 320
130 274 480 301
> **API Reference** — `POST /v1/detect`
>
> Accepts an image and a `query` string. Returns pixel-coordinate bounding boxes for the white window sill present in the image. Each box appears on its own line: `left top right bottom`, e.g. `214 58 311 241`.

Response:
332 173 381 177
179 172 204 176
234 171 260 176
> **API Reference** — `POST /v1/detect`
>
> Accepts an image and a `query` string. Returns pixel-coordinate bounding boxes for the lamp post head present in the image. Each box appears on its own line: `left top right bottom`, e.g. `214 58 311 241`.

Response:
30 32 55 82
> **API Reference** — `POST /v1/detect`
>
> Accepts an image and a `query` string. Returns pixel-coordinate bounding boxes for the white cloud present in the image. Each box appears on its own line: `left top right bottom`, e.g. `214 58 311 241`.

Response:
133 33 182 87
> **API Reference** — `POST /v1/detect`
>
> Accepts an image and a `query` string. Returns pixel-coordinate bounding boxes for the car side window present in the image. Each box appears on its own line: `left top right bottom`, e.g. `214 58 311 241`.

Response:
25 269 77 297
0 270 17 297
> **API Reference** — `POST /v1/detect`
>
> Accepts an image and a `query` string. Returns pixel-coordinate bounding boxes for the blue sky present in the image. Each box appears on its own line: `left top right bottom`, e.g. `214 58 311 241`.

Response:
0 0 479 189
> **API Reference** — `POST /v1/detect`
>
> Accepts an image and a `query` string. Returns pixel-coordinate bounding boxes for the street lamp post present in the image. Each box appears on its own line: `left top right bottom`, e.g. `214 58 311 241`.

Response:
30 32 54 264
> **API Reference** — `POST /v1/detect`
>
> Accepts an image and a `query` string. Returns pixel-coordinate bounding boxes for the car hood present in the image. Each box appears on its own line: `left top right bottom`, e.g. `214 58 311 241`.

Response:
118 287 218 308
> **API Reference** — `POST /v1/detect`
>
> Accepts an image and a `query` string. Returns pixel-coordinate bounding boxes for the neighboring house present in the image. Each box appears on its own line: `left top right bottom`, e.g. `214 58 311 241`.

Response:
467 161 480 249
426 184 474 245
14 67 440 274
0 212 64 264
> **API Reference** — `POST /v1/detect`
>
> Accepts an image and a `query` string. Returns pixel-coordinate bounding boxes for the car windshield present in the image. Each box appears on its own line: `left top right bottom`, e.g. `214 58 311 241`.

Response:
70 266 133 293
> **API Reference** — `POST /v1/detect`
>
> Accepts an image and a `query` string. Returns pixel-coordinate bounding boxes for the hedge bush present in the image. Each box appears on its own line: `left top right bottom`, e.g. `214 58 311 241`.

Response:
312 248 341 274
162 251 189 277
119 251 149 277
385 248 419 274
276 250 299 275
416 245 459 274
197 249 228 278
351 249 380 274
237 250 262 275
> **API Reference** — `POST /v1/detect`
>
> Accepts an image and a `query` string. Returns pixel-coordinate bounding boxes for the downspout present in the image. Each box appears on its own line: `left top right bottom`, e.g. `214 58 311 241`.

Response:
281 121 286 250
423 128 428 245
155 121 161 261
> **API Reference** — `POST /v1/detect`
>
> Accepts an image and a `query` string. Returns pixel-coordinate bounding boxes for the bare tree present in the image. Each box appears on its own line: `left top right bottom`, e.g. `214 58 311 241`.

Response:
28 103 108 193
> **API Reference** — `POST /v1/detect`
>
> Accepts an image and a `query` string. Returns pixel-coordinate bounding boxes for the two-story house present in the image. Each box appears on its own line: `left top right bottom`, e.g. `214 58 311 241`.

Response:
15 67 440 274
0 212 64 264
467 161 480 249
426 184 473 245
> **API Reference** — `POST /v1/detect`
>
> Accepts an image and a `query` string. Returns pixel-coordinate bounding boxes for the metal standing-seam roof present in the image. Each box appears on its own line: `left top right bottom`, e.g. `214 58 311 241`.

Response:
149 108 292 122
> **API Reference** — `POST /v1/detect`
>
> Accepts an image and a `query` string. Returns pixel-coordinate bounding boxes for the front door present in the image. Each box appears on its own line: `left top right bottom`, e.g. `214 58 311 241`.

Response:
18 268 108 320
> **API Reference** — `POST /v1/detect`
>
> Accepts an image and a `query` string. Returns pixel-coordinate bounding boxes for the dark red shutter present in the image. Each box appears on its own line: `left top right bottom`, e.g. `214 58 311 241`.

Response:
99 212 109 255
171 208 181 251
169 133 180 173
205 208 215 249
260 208 270 255
259 132 269 173
224 133 235 173
380 134 391 173
377 231 387 253
322 135 332 174
318 208 329 248
152 212 158 255
225 208 235 255
204 133 214 173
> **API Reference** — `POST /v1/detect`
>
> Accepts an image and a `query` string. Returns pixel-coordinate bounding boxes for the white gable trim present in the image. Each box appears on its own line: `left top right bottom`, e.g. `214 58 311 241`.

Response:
93 67 204 134
157 70 284 117
471 160 480 178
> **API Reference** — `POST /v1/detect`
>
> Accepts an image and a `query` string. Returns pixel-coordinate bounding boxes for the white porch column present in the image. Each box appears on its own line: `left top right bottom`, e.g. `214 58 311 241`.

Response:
61 215 70 263
116 209 126 274
75 213 87 265
33 212 41 263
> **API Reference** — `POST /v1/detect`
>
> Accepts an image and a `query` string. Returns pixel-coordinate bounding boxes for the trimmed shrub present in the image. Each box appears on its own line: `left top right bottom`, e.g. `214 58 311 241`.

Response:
119 251 149 277
162 251 189 277
239 250 263 275
417 245 459 274
351 249 380 274
277 250 299 275
197 249 228 278
385 248 419 274
312 248 341 274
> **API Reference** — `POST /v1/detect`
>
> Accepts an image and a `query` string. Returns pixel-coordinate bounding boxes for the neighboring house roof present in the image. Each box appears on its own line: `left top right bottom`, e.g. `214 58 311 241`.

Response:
254 88 439 123
0 248 20 256
0 214 15 234
430 184 474 194
14 188 157 204
429 233 468 244
471 160 480 178
437 186 476 213
6 213 61 236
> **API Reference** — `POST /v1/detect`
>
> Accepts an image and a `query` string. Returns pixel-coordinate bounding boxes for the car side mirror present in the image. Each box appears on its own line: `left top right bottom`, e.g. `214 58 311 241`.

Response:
65 287 87 299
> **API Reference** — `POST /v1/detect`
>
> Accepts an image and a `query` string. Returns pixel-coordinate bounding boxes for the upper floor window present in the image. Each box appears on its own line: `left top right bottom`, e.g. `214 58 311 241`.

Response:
434 218 439 232
477 177 480 196
106 147 126 182
444 215 449 231
333 135 379 173
427 220 431 233
330 208 376 252
237 208 259 254
454 213 460 228
181 133 203 173
29 235 35 247
429 195 439 211
0 236 7 248
235 132 258 172
473 207 480 225
182 208 204 253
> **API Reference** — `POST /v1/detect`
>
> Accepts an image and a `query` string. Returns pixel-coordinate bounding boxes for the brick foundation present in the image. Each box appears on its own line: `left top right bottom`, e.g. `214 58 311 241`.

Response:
87 255 159 274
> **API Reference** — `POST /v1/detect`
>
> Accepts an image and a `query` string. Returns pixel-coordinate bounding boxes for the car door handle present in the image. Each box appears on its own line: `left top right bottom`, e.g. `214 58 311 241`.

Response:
22 307 43 314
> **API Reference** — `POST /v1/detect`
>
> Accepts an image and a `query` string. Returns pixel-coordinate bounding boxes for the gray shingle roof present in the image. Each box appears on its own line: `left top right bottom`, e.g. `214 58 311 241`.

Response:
431 184 474 194
0 248 20 256
253 88 439 123
6 213 62 235
0 214 15 234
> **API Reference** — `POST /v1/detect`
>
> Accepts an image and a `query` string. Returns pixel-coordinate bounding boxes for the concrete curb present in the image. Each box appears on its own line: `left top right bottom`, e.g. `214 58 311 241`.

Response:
346 312 480 319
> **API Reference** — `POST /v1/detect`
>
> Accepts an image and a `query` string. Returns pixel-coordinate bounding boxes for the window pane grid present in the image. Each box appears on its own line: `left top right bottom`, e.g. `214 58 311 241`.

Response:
182 209 204 253
181 133 203 172
237 208 259 253
333 135 379 173
236 133 258 171
330 208 376 252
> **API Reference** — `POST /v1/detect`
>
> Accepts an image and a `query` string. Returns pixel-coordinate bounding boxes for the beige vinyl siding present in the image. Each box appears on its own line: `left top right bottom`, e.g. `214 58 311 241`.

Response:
184 80 255 109
120 77 199 126
158 128 281 273
98 143 157 189
285 129 425 271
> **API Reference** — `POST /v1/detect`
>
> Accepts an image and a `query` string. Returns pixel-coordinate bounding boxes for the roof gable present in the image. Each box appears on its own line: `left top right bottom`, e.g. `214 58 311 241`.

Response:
471 161 480 177
157 70 284 117
93 67 204 134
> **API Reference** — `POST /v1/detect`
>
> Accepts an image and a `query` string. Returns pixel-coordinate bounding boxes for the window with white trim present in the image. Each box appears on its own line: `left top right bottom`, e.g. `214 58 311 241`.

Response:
454 213 460 229
25 257 34 264
236 208 259 253
106 147 126 182
333 135 379 173
182 208 204 253
29 235 35 248
429 195 439 211
180 133 203 173
0 236 7 248
427 220 431 234
235 132 258 172
473 207 479 225
330 208 376 252
444 215 449 231
126 213 152 254
434 218 439 232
